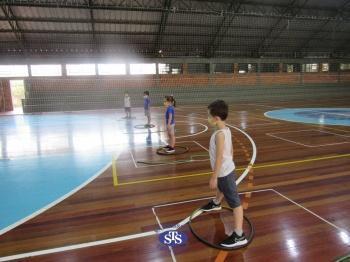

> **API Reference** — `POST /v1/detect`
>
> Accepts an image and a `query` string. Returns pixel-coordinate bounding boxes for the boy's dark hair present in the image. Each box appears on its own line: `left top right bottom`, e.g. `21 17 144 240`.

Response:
144 91 149 96
208 100 228 120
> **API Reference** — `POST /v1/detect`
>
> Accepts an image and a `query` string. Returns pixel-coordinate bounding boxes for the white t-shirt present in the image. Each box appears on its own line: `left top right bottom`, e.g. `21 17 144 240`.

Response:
124 96 131 108
209 127 235 177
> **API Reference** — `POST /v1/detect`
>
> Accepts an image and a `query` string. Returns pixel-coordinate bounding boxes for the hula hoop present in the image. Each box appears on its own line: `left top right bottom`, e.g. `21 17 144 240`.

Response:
156 146 189 155
188 207 255 250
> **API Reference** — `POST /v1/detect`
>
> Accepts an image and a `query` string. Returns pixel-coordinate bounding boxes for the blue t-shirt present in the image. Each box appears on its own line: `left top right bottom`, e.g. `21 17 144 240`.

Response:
144 97 150 110
166 106 175 125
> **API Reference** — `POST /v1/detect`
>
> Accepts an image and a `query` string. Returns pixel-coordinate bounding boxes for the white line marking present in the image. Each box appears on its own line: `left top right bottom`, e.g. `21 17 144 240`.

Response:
192 141 209 152
0 153 120 236
152 208 177 262
267 129 316 134
266 130 350 148
9 188 348 262
0 231 159 262
244 103 284 109
129 149 138 168
266 133 315 148
153 189 272 209
0 208 200 261
271 189 349 233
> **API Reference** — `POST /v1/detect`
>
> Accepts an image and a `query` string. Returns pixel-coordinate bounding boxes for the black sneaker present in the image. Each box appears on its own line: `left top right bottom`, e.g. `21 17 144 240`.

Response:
165 147 175 154
161 145 171 149
201 200 221 211
220 232 248 248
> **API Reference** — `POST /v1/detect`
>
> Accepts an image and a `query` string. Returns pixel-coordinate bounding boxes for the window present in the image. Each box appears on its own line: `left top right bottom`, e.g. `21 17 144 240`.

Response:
329 63 340 72
97 64 126 75
303 63 318 73
283 64 301 73
321 63 329 72
340 64 350 71
214 63 233 74
158 63 182 74
260 63 280 73
130 63 156 75
0 65 28 77
31 64 62 76
188 63 210 74
66 64 96 76
238 63 257 74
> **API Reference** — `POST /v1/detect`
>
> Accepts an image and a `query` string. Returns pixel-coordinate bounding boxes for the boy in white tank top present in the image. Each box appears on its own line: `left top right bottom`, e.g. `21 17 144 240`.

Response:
201 100 247 248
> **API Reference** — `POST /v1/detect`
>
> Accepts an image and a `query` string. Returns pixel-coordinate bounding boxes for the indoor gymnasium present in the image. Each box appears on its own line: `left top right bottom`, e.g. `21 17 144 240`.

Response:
0 0 350 261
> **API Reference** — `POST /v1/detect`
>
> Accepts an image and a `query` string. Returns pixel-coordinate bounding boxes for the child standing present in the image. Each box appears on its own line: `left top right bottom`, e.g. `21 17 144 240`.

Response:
143 91 151 127
201 100 247 248
163 96 176 154
124 92 131 119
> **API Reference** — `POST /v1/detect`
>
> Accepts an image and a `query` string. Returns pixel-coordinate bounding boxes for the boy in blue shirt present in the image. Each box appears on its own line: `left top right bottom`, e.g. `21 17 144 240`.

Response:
143 91 151 127
163 95 176 153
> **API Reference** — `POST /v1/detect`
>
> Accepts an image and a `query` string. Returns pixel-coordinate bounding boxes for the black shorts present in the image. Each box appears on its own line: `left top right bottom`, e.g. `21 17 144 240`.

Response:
217 171 241 208
125 107 131 113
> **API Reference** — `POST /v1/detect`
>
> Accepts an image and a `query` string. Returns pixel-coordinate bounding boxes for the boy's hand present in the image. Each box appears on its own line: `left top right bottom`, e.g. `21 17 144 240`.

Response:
209 176 217 190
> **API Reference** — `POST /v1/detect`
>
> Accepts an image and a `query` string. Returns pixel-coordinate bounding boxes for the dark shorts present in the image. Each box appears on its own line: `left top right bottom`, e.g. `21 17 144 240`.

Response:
217 171 241 208
125 107 131 113
144 109 150 117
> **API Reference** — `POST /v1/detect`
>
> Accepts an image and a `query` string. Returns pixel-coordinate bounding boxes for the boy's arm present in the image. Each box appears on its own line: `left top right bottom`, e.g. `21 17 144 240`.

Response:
213 131 225 179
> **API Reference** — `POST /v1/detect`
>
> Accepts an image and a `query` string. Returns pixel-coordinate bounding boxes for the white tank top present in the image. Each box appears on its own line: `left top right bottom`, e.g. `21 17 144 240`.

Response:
209 127 235 177
124 96 131 107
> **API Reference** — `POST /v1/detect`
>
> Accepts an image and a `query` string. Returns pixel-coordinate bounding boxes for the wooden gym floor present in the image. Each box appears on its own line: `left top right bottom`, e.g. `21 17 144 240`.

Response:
0 98 349 261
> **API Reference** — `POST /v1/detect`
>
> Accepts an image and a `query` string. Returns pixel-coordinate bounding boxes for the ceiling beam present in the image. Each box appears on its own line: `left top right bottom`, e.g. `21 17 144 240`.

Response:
154 0 172 54
1 0 349 16
256 0 310 56
205 0 244 57
0 5 26 49
294 0 350 54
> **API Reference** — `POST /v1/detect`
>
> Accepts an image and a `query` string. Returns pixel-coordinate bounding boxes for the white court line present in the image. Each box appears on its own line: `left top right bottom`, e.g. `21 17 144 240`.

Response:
154 188 349 234
267 129 317 134
266 133 314 147
192 140 209 152
152 208 177 262
129 149 138 168
271 189 349 233
0 153 120 237
0 207 202 262
269 128 350 138
266 130 350 148
153 189 272 209
243 103 284 109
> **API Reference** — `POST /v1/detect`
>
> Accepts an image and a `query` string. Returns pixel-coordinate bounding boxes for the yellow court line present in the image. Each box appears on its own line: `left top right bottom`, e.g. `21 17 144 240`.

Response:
115 153 350 187
112 156 118 186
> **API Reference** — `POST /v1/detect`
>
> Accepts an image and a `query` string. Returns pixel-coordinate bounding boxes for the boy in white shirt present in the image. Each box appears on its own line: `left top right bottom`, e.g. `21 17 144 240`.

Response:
124 92 131 119
201 100 247 248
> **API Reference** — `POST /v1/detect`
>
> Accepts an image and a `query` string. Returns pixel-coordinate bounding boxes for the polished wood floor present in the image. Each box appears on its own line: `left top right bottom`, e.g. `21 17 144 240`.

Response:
0 98 350 261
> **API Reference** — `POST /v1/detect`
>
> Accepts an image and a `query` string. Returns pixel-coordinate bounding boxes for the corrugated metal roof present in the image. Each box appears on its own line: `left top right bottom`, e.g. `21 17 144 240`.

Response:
0 21 13 30
18 21 90 31
12 6 90 19
0 0 349 58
